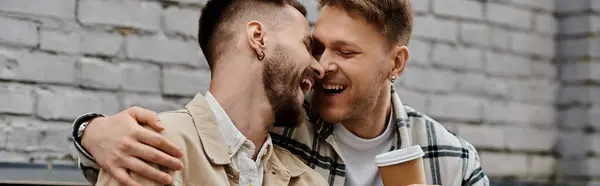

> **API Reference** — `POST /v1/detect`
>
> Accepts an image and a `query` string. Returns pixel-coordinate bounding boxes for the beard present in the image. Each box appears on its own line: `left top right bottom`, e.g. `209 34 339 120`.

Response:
312 62 389 125
262 46 305 127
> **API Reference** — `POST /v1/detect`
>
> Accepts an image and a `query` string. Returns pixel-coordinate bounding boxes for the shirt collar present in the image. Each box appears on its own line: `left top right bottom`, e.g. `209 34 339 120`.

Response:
204 91 248 157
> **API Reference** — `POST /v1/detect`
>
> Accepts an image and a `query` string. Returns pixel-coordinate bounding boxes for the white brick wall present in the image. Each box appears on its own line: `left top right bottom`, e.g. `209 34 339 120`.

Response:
0 0 593 184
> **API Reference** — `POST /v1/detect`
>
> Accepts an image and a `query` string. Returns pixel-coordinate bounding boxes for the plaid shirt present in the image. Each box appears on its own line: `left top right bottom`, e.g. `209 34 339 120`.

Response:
269 87 489 186
73 87 489 186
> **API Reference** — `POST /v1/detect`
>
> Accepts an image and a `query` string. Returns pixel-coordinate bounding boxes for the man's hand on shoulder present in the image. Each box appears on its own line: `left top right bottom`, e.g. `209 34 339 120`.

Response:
81 106 184 186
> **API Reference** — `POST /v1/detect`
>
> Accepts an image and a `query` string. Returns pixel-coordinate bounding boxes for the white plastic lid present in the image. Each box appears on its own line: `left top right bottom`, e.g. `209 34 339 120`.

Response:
375 145 425 167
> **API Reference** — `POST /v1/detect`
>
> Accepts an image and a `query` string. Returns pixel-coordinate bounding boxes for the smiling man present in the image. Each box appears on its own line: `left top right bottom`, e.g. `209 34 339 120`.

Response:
80 0 327 186
71 0 488 185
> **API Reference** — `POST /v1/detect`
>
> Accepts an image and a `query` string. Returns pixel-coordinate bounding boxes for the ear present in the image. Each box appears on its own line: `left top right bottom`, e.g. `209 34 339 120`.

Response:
246 21 268 58
389 45 409 79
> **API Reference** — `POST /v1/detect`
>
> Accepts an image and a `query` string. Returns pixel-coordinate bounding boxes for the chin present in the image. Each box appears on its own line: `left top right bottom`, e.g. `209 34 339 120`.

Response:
318 106 346 124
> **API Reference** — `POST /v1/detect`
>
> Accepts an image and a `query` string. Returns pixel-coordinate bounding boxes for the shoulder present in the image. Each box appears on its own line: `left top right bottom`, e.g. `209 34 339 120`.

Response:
155 109 199 144
272 146 329 185
403 105 479 158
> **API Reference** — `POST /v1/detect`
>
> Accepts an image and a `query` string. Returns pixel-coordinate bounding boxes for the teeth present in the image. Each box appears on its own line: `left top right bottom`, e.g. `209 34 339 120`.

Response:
323 84 345 90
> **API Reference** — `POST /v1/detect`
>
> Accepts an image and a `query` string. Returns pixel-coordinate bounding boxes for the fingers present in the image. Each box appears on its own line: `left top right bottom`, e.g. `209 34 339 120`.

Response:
136 127 184 159
110 167 143 186
126 106 164 131
121 156 173 185
127 133 183 170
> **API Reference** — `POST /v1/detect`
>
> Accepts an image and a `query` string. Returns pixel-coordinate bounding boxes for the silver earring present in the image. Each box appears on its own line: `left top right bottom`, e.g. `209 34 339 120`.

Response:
390 76 396 83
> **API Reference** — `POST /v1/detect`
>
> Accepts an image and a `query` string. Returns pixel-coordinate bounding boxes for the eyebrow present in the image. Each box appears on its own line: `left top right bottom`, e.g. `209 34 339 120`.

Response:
331 40 358 48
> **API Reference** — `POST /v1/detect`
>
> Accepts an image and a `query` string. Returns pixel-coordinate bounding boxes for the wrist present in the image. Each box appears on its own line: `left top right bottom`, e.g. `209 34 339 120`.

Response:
71 113 105 162
72 113 106 143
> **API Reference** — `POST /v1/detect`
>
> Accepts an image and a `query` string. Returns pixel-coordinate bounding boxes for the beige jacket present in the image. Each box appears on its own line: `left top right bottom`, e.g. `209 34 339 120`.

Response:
96 94 328 186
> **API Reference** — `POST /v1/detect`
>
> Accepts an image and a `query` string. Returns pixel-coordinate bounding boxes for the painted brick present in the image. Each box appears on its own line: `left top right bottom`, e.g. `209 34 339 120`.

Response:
400 66 430 91
510 0 555 12
432 44 484 71
460 22 489 47
456 124 504 149
78 0 162 31
559 15 599 35
37 123 72 152
407 39 430 66
527 79 558 104
40 28 79 54
35 88 119 120
162 68 211 96
559 107 590 130
0 50 76 84
0 17 38 47
433 0 484 20
507 78 535 102
483 100 508 123
504 127 557 152
556 131 590 160
535 13 557 35
487 3 532 29
427 68 456 92
590 107 600 131
456 71 485 95
413 15 458 43
528 155 556 177
120 62 160 93
428 94 482 121
77 58 121 90
558 85 600 105
485 52 531 77
480 152 528 177
530 60 557 79
559 38 599 58
122 94 181 113
0 84 33 114
125 35 205 67
592 133 600 155
80 31 123 56
510 31 555 58
163 7 199 38
484 76 509 98
560 62 600 83
411 0 430 13
394 87 427 112
555 0 589 13
0 0 76 19
489 26 510 50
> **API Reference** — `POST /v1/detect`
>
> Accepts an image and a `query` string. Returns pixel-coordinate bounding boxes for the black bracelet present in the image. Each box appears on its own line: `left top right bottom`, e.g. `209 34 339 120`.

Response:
71 113 106 143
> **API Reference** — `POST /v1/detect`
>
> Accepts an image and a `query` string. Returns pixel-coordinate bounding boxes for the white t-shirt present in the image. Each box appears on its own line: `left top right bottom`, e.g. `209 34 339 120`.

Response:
333 114 395 186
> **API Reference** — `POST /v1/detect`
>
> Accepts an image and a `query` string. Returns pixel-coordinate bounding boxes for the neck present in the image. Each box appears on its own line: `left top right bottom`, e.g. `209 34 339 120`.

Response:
341 85 392 139
209 57 273 160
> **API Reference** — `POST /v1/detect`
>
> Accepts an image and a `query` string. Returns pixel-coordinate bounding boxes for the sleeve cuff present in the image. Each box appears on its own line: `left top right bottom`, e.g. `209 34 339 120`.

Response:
71 112 106 163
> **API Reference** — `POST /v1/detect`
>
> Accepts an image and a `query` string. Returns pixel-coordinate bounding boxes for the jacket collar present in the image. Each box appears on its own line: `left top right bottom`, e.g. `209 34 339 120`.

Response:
269 147 306 178
185 93 231 165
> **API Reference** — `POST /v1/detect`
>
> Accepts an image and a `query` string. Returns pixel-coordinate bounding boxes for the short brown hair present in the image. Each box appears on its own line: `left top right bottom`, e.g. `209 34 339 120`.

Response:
318 0 413 46
198 0 307 69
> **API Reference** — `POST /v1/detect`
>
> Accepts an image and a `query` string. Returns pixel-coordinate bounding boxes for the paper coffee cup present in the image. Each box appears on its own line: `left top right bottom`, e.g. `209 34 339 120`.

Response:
375 145 426 186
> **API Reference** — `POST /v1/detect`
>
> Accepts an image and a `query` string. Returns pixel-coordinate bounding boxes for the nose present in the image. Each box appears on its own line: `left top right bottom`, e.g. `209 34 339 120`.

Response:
310 57 324 79
318 50 337 75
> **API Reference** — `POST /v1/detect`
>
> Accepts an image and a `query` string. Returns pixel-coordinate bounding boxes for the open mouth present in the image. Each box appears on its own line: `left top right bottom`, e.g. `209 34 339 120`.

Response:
300 76 314 95
322 84 346 95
